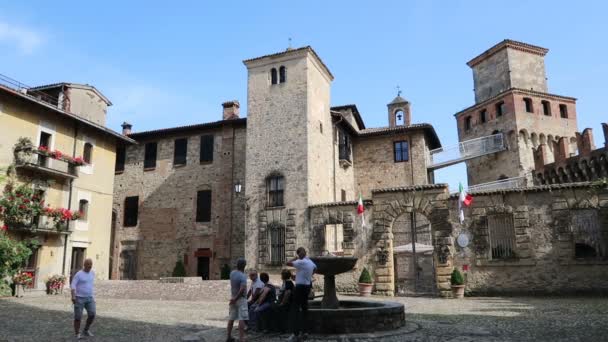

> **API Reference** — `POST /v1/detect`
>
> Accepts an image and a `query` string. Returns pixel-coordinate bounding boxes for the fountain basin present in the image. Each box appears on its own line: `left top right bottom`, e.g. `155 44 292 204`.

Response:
307 300 406 334
310 256 358 276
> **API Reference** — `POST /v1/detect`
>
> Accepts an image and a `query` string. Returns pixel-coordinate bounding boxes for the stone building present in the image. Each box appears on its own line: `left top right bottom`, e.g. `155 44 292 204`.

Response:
0 77 133 289
455 40 579 186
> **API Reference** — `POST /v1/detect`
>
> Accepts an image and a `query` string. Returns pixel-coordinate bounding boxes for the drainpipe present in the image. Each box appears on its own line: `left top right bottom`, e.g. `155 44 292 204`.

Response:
62 122 79 275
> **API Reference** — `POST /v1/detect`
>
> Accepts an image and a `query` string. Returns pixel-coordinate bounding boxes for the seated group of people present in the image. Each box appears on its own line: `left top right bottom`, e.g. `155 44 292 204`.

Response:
247 269 296 333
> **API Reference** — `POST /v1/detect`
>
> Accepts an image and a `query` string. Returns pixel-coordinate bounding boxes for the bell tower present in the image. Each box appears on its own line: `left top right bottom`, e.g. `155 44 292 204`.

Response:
387 88 411 127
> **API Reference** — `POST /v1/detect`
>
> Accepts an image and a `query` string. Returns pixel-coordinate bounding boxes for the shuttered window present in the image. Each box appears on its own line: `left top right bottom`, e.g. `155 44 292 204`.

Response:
115 146 126 172
174 138 188 165
200 135 214 162
196 190 212 222
488 214 516 259
144 142 157 169
124 196 139 227
325 224 344 253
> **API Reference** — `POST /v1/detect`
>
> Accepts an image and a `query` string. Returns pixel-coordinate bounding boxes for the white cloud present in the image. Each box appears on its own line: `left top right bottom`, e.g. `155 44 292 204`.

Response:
0 20 44 54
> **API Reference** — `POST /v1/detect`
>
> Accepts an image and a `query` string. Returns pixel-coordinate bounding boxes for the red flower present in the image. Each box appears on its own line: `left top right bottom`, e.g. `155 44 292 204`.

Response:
53 150 63 159
38 146 49 152
1 225 7 231
19 204 27 210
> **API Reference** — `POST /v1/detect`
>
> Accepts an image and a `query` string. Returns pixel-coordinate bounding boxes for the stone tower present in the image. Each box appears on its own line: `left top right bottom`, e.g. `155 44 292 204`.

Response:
455 40 579 186
387 95 411 127
243 46 334 269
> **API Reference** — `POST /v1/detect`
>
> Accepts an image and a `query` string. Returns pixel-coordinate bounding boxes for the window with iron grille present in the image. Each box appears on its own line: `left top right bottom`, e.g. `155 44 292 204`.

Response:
338 129 351 161
487 213 516 259
115 146 126 172
269 223 285 265
173 138 188 165
196 190 212 222
394 141 409 162
267 176 284 207
144 142 157 169
124 196 139 227
200 135 214 162
325 224 344 253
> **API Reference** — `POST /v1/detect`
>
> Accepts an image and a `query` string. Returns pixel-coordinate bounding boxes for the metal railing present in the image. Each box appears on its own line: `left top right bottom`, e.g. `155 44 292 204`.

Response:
467 175 529 193
427 133 506 169
0 73 60 108
15 149 78 177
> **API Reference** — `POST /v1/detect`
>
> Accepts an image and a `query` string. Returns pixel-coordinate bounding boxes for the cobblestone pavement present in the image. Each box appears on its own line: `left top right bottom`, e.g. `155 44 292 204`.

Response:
1 294 608 341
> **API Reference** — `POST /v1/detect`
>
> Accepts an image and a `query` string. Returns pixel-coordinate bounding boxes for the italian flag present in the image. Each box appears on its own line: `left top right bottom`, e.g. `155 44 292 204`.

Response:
357 193 366 227
458 182 473 224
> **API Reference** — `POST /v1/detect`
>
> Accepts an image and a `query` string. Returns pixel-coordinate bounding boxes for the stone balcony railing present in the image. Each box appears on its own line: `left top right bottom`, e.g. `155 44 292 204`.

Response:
14 148 79 179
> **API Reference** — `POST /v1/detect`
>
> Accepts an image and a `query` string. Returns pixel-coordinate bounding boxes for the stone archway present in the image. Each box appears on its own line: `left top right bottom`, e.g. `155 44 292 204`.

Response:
371 186 454 297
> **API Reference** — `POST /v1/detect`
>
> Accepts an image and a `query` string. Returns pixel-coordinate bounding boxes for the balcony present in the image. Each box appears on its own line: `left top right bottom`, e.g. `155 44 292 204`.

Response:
9 216 71 235
14 148 79 179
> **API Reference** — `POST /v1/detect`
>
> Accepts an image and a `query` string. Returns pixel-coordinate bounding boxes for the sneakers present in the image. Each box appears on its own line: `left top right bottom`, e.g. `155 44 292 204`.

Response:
73 334 82 341
83 330 94 337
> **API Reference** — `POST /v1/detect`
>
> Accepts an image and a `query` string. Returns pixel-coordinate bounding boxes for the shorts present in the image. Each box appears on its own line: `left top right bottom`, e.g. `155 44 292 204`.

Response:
229 297 249 321
74 296 96 320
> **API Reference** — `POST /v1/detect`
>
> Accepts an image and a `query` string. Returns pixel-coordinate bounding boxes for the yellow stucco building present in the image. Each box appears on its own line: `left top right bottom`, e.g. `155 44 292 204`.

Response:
0 77 133 290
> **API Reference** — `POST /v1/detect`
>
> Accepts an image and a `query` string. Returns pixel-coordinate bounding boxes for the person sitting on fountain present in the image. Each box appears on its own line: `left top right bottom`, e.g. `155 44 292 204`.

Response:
246 270 264 307
273 269 295 333
286 247 316 341
248 272 276 332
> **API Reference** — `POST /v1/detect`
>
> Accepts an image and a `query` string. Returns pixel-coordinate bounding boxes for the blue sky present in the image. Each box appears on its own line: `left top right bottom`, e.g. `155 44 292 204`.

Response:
1 1 606 190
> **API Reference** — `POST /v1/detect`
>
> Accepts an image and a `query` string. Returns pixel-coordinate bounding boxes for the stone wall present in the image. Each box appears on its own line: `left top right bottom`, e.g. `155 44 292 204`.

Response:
472 47 511 103
112 123 246 280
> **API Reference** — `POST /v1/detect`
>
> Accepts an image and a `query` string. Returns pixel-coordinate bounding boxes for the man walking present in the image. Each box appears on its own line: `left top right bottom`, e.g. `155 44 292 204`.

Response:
70 258 96 340
227 258 248 342
286 247 316 341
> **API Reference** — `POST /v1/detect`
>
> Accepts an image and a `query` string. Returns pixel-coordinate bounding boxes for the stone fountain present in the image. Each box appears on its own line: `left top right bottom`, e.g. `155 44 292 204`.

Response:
306 255 406 334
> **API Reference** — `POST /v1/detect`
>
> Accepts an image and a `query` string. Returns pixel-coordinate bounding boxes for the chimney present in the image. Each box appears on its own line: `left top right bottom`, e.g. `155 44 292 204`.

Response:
534 144 548 171
602 123 608 148
121 122 132 135
222 100 240 120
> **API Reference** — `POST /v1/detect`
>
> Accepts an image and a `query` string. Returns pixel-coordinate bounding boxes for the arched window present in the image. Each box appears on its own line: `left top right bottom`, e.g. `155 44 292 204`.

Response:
523 98 534 113
279 66 286 83
395 110 405 125
267 175 284 207
464 116 472 131
542 100 551 116
479 109 487 123
83 143 93 164
268 222 285 265
79 199 89 221
270 68 278 85
559 104 568 118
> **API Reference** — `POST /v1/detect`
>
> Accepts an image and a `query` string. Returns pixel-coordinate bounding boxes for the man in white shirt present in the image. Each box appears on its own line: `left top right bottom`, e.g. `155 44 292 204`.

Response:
286 247 316 341
70 258 96 340
247 270 264 305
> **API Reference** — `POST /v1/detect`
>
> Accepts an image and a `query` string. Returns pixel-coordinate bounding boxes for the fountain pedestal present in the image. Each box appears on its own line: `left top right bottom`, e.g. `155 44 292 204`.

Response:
321 274 339 309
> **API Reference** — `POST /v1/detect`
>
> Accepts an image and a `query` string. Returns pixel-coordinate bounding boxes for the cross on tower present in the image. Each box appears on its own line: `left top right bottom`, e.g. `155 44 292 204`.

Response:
396 85 402 97
288 37 292 49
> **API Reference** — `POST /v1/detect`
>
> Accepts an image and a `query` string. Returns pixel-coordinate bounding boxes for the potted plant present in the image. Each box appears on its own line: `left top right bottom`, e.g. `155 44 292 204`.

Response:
13 271 33 297
358 267 373 296
46 274 66 295
450 268 465 299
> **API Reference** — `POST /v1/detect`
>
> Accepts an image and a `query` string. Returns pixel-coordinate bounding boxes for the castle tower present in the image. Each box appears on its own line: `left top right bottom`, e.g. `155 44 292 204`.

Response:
243 46 334 269
455 40 579 186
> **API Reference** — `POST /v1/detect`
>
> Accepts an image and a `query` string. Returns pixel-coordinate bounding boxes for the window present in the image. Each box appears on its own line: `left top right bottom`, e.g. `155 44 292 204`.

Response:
124 196 139 227
542 100 551 116
78 199 89 221
196 190 212 222
269 223 285 265
480 109 487 123
341 189 346 202
325 224 344 253
495 101 505 117
523 98 534 113
464 116 472 131
83 143 93 164
559 104 568 119
173 138 188 165
115 146 126 172
38 131 52 166
395 110 405 125
270 68 278 85
319 122 323 134
487 214 516 259
144 142 157 169
394 141 409 162
200 135 214 162
267 175 284 207
338 130 351 161
279 66 286 83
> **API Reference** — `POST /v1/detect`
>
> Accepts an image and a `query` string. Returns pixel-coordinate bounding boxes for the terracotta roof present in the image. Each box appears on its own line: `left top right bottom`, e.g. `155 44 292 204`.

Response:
29 82 112 105
454 87 577 117
309 199 373 209
330 104 365 129
127 118 247 139
372 183 449 194
448 182 596 198
359 124 442 149
243 46 334 79
0 84 134 144
467 39 549 67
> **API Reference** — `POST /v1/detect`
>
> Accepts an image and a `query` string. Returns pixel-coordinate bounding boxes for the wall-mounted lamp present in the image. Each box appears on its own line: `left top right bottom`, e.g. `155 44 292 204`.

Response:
234 181 242 194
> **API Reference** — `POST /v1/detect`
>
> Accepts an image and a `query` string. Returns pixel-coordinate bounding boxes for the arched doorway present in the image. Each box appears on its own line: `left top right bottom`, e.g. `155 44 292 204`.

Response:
392 211 436 296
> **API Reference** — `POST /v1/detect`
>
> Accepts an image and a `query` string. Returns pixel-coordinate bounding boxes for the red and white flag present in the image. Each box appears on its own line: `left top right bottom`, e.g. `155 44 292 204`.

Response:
357 192 366 227
458 182 473 224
